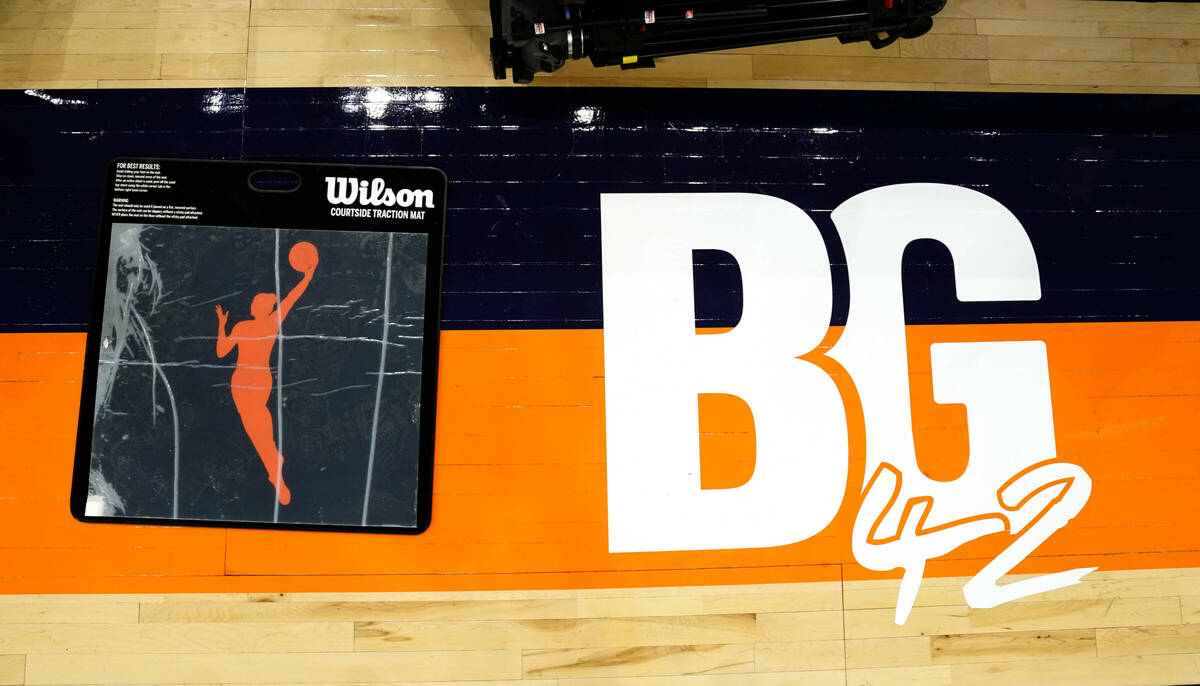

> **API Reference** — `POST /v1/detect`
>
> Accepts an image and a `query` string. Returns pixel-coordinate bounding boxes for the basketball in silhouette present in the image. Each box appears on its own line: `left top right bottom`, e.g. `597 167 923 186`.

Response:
288 241 318 272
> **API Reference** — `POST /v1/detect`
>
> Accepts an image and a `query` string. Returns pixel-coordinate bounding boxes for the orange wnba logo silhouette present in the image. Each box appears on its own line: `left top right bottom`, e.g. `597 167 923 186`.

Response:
215 241 319 506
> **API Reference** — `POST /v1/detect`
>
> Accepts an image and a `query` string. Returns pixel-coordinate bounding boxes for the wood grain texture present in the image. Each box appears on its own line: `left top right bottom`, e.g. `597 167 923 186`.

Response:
754 611 844 642
948 654 1200 686
0 574 1191 684
1096 624 1200 657
0 601 140 624
161 52 245 79
522 643 754 679
555 674 845 686
930 629 1097 664
0 657 21 686
0 621 353 654
25 649 522 684
0 0 1197 91
139 598 580 623
848 664 952 686
967 597 1183 633
354 615 758 651
753 640 844 671
0 2 1199 685
845 637 932 669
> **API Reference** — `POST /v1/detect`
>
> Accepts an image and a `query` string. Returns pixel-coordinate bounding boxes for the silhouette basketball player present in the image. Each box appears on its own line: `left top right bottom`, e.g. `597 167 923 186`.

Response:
215 241 319 506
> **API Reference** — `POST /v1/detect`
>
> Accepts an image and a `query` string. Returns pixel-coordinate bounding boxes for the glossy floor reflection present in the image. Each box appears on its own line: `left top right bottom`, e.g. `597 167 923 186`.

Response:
2 86 1199 332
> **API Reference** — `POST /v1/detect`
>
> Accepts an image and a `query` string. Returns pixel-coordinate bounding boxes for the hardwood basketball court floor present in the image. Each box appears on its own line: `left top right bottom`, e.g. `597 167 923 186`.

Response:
1 0 1200 684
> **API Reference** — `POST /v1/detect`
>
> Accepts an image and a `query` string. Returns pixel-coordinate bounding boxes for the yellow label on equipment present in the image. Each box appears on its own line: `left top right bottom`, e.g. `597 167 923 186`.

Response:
622 55 638 65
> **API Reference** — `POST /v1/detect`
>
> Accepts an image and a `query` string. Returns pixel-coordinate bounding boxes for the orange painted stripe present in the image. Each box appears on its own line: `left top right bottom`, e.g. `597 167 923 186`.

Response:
0 321 1198 593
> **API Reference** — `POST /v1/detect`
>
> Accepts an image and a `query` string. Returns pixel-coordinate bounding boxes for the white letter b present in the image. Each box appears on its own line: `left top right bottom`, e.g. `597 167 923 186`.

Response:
601 193 848 553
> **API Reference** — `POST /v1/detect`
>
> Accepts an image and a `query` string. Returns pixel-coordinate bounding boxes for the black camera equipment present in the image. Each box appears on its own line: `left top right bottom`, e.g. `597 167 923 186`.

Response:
490 0 948 83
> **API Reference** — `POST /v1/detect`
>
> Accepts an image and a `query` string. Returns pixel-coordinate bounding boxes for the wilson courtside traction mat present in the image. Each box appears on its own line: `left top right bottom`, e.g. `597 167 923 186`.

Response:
71 159 446 533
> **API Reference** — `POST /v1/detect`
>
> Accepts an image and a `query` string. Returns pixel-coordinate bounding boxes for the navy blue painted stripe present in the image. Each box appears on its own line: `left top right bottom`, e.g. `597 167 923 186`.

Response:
1 86 1199 331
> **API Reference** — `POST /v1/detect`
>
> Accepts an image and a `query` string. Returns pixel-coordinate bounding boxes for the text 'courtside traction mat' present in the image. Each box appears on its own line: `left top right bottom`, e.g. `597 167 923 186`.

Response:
71 159 446 534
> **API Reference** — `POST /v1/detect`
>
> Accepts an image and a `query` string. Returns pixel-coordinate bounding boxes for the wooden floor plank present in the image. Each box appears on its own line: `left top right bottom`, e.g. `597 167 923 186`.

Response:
1099 22 1200 39
1022 569 1200 601
248 9 415 27
753 640 844 672
0 78 96 87
948 653 1200 686
411 8 491 26
753 55 989 83
847 570 1200 610
845 637 932 669
707 78 931 92
139 598 580 623
0 621 353 654
7 27 246 54
522 644 754 679
98 77 245 87
1132 38 1200 63
0 53 160 80
555 673 845 686
930 629 1096 664
967 597 1182 632
0 4 1199 686
577 587 842 619
988 58 1200 87
1183 595 1199 623
160 53 245 79
246 51 395 79
247 25 470 52
0 580 1192 682
0 10 248 30
2 0 249 12
847 664 952 686
928 18 978 35
986 36 1133 61
0 601 139 624
174 682 552 686
0 594 247 604
899 35 988 60
976 19 1100 37
25 650 522 684
272 589 577 602
1096 624 1200 657
1024 0 1200 23
353 615 757 652
0 656 22 686
843 580 964 611
844 605 970 640
754 611 845 642
578 583 837 599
